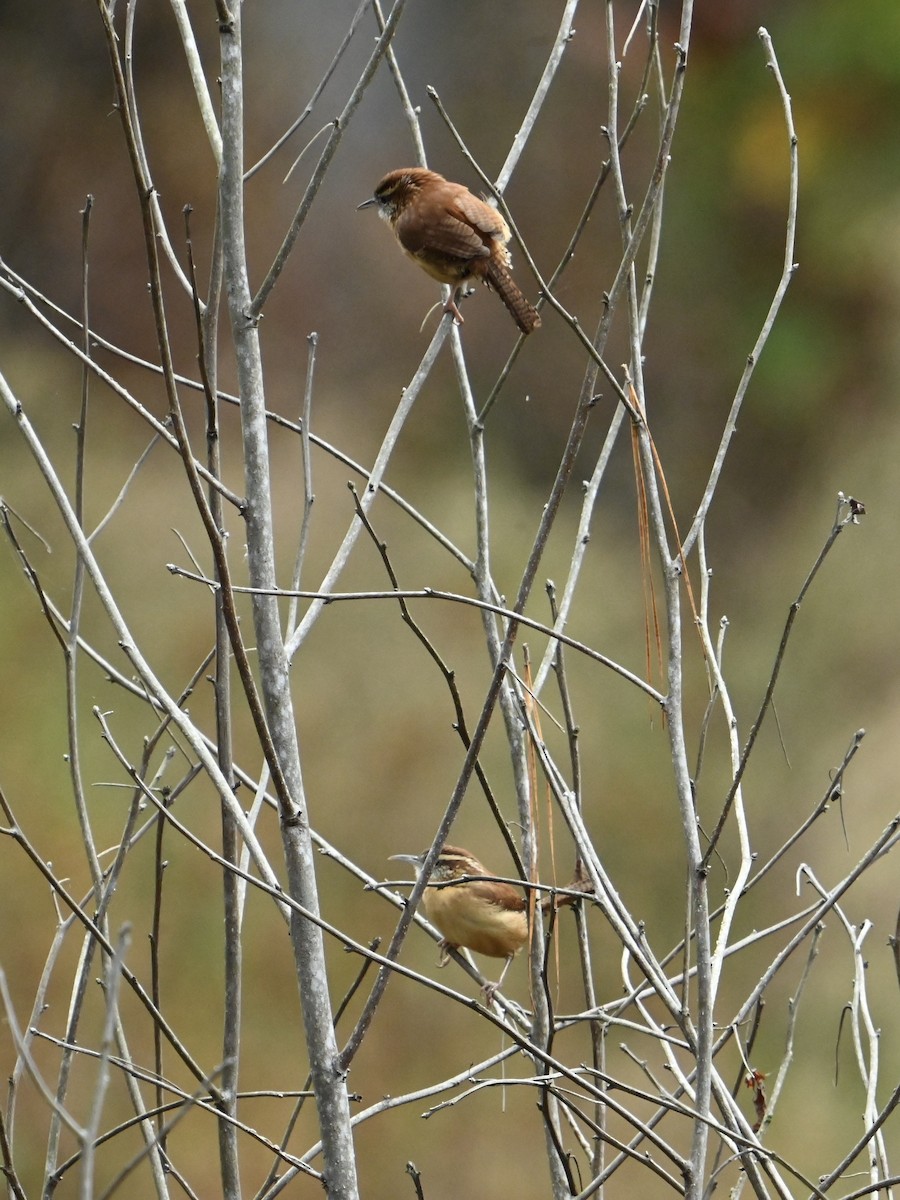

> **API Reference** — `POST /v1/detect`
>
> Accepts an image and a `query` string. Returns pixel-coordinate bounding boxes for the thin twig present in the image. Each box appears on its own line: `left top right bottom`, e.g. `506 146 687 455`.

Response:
244 0 369 180
171 569 665 704
683 28 800 557
250 0 410 315
703 495 866 866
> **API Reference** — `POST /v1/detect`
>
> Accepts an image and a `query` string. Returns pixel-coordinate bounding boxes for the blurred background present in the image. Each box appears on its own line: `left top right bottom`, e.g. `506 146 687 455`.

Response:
1 2 898 1196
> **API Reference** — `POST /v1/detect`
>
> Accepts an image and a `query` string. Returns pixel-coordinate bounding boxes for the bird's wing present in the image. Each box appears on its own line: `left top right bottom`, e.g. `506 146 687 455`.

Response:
452 191 510 244
395 207 488 260
464 878 527 913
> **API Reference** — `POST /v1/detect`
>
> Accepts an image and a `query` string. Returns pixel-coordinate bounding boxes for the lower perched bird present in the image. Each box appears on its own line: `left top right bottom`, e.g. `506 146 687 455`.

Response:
391 845 529 1001
358 167 542 335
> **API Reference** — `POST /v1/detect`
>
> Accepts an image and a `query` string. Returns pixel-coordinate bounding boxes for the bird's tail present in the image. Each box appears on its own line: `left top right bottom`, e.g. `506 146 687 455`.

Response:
486 259 541 335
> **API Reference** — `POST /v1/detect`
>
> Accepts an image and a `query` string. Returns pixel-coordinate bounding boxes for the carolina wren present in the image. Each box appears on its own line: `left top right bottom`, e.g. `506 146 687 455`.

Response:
391 845 529 1000
358 168 541 335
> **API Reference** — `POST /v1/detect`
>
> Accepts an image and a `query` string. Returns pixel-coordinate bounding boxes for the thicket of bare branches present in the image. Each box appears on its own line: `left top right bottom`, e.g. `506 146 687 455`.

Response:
1 4 897 1200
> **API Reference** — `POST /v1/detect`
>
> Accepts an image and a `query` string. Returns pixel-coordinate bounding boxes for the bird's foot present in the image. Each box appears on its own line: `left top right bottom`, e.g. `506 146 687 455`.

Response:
442 296 465 325
481 981 500 1006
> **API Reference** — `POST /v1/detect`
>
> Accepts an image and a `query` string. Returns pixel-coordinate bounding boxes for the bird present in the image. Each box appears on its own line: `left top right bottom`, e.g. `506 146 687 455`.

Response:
390 845 530 1002
358 167 542 335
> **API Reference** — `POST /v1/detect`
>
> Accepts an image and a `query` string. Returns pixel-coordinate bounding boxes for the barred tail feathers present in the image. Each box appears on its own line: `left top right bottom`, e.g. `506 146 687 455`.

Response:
485 258 541 335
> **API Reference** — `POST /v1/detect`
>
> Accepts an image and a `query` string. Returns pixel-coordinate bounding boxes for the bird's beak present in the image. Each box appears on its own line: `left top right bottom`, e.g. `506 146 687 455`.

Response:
389 853 422 865
357 196 378 210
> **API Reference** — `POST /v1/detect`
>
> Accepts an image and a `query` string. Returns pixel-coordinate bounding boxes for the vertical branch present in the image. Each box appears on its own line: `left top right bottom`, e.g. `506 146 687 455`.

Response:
605 1 711 1194
216 10 359 1198
186 191 243 1196
45 194 104 1191
67 193 101 894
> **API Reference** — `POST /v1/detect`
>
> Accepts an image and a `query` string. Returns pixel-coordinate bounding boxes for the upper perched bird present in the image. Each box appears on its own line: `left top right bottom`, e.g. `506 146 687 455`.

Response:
358 167 542 335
